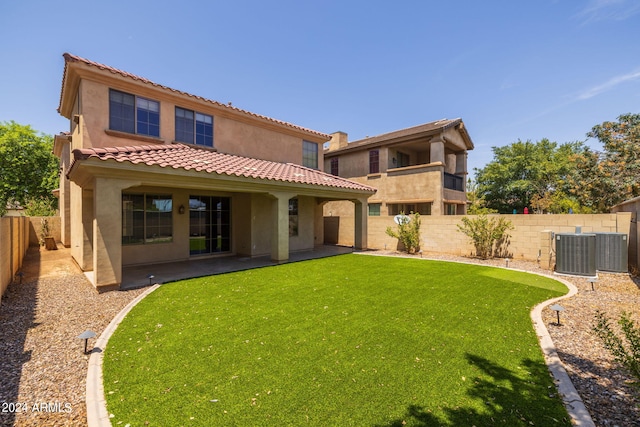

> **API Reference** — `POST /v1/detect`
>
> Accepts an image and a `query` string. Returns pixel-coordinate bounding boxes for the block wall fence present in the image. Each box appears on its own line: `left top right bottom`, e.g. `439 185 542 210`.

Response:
0 217 30 297
0 216 62 297
2 212 634 297
327 213 633 269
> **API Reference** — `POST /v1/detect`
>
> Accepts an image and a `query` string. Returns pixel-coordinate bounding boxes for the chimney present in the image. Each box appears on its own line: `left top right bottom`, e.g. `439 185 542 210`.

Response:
328 131 348 151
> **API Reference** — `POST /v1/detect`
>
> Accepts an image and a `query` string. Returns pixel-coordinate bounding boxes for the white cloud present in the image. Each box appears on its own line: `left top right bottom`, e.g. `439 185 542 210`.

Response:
574 0 640 24
576 69 640 100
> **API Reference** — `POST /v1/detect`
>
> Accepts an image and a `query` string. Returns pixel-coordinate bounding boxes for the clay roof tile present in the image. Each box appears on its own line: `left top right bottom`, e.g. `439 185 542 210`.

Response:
69 143 376 193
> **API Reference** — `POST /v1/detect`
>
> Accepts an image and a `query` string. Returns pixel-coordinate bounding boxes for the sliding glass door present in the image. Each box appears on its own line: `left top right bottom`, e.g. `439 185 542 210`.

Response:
189 196 231 255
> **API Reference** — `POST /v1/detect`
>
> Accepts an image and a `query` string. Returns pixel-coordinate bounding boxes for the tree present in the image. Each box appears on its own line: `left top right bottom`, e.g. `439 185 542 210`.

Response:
0 121 59 213
568 113 640 212
474 139 586 213
466 178 497 214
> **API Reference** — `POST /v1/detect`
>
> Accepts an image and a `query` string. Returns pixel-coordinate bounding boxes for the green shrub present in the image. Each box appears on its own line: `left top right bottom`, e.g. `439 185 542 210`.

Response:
24 196 57 216
457 214 513 259
386 212 421 254
593 310 640 382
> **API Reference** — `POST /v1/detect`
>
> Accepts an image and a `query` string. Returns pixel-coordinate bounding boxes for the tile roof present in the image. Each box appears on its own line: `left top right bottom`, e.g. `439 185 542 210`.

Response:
70 143 376 193
59 53 330 140
325 118 474 154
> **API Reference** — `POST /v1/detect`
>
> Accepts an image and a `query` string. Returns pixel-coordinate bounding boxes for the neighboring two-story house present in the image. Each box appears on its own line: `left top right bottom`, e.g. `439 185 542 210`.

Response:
53 53 375 291
323 119 473 218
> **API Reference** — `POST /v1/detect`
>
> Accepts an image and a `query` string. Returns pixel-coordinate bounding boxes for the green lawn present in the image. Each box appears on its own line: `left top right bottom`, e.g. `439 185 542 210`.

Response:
103 254 571 426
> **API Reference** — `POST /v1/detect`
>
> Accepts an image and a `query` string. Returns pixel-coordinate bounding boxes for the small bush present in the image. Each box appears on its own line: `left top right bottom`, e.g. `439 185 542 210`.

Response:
593 310 640 382
457 214 513 259
24 196 57 216
386 212 421 254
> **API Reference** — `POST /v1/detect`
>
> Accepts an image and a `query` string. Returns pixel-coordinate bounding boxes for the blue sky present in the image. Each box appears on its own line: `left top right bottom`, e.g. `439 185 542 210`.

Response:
1 0 639 174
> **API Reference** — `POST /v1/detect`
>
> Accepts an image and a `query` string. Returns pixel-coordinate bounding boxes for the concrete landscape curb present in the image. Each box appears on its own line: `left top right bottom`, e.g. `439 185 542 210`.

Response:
86 285 160 427
85 258 596 426
528 275 596 427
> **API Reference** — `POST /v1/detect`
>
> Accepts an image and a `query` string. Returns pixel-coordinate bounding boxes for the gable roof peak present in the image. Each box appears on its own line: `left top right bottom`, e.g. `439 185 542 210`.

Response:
58 53 330 140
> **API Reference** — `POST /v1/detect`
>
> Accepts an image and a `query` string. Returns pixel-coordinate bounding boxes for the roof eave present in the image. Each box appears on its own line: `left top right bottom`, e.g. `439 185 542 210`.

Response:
325 118 475 156
58 53 331 142
67 157 376 197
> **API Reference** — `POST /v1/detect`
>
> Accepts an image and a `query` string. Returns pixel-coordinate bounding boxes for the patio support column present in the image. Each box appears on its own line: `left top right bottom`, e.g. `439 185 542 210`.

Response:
430 137 445 164
70 183 93 271
353 197 368 250
269 191 295 262
429 137 446 216
92 177 137 289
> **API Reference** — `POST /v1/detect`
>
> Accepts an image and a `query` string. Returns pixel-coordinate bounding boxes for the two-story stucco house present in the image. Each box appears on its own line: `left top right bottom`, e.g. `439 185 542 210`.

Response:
53 53 375 291
323 119 473 217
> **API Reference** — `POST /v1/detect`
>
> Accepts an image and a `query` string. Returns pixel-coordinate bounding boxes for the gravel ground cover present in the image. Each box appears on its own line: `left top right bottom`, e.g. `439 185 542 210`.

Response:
0 247 145 427
1 247 638 426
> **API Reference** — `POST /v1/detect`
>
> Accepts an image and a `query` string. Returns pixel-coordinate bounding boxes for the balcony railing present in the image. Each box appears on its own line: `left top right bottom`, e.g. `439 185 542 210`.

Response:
444 172 464 191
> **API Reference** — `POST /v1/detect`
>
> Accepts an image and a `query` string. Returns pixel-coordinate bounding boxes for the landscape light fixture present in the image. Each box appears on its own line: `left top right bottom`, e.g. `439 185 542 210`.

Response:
15 271 24 284
550 304 565 326
147 274 155 285
588 277 597 291
77 330 96 354
505 258 510 268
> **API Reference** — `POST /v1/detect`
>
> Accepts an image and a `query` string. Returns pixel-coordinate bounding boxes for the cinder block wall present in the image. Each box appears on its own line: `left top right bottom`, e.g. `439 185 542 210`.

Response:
28 216 62 247
328 213 632 262
0 216 30 297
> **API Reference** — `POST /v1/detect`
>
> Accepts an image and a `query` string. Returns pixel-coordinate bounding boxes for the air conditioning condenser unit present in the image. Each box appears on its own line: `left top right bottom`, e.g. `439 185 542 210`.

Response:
595 233 628 273
555 233 596 276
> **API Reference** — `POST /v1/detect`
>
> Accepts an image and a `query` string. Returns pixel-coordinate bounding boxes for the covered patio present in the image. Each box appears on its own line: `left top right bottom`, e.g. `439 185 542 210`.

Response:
120 245 354 290
65 143 376 291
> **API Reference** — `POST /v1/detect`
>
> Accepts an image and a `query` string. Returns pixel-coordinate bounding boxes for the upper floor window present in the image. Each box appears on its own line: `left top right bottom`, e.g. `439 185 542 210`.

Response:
109 89 160 137
369 150 379 174
303 141 318 169
330 157 339 176
175 107 213 147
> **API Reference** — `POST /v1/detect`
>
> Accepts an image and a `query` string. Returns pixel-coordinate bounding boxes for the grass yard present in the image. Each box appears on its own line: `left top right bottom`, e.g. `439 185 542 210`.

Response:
103 254 571 426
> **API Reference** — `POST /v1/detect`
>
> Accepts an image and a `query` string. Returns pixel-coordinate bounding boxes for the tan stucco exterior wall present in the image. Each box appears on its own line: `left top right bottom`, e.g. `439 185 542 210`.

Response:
323 164 451 217
119 189 321 268
55 56 374 290
72 79 323 167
